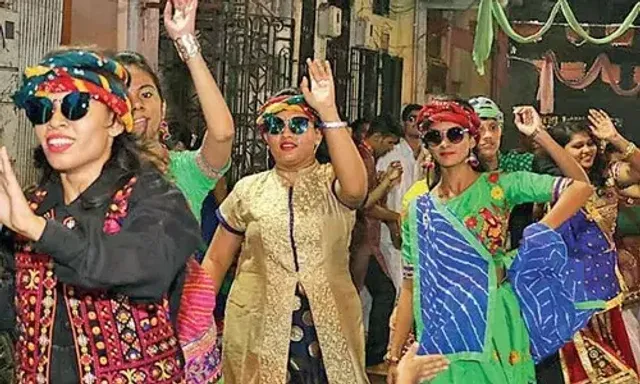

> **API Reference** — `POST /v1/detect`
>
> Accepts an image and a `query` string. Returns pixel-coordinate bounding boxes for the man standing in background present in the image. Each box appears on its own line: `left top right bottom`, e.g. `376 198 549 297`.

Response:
376 105 427 292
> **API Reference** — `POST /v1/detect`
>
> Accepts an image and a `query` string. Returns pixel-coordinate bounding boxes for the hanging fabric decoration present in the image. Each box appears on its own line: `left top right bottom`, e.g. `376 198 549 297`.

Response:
473 0 640 74
535 51 640 114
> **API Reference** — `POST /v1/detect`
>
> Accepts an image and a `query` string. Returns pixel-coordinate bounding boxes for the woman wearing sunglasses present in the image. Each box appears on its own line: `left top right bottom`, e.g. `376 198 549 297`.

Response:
386 98 598 384
202 59 369 383
2 48 202 383
115 0 234 223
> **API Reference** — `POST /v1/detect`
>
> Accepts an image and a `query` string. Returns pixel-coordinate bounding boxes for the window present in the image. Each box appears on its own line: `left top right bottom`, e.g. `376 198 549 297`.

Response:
373 0 389 16
5 20 13 39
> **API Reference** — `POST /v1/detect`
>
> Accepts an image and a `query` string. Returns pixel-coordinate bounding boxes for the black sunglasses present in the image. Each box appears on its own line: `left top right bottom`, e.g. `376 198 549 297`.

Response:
260 114 311 135
423 126 469 146
23 91 92 126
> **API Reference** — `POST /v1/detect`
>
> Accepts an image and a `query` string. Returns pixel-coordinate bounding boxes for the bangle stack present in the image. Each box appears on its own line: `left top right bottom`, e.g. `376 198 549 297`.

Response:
173 33 201 62
385 353 400 365
529 127 541 140
622 142 638 160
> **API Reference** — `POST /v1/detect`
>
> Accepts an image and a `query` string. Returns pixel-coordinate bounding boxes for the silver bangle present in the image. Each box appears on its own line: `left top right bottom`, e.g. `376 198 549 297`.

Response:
173 34 201 62
321 121 348 129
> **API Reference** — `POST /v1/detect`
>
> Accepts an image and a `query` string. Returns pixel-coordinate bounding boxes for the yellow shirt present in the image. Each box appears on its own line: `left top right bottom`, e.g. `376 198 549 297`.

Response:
402 179 430 214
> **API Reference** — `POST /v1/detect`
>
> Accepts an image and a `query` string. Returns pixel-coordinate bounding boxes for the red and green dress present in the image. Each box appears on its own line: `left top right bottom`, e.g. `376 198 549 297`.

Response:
402 171 596 384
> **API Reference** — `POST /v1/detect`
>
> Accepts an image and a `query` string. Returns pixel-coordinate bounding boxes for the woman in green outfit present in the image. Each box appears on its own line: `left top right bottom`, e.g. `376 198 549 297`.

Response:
386 98 596 384
115 1 234 382
388 100 588 383
115 0 234 220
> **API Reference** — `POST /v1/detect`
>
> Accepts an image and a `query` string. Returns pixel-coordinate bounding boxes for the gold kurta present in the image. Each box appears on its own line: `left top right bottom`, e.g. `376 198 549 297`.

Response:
218 162 368 384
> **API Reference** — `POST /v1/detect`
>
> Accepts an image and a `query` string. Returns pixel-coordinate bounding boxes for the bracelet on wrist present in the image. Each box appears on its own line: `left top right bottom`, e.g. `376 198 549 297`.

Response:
622 142 637 160
173 34 201 62
529 127 541 140
320 121 348 129
384 353 401 365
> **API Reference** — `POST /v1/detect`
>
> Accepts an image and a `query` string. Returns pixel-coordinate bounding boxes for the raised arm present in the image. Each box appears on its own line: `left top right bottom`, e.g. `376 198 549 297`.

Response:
165 0 234 170
301 59 367 208
539 180 593 229
588 109 640 187
514 106 589 182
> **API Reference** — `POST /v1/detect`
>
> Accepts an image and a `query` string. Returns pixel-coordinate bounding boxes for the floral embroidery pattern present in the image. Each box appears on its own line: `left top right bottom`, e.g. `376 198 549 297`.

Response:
15 177 185 384
491 186 504 201
478 207 507 253
103 177 137 234
459 173 512 255
465 216 478 229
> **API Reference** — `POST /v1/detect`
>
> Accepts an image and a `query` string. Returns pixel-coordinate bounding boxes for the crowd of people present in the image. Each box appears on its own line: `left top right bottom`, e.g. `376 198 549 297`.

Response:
0 0 639 383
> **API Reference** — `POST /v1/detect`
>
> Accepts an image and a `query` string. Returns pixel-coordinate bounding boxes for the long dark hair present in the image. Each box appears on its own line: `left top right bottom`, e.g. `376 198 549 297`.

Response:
113 51 165 102
33 48 162 209
546 121 607 187
111 51 186 152
34 135 146 209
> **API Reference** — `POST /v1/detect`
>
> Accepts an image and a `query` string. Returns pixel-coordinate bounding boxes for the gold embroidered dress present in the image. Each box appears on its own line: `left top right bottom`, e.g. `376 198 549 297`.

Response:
217 162 368 384
560 186 640 383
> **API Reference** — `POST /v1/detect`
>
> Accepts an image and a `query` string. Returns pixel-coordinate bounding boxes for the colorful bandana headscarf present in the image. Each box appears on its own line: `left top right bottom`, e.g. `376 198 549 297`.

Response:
416 99 481 139
469 96 504 124
13 50 134 132
256 94 320 129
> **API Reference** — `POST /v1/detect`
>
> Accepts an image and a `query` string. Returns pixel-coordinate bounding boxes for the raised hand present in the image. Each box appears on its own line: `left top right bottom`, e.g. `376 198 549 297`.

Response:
164 0 198 40
0 147 45 240
300 58 339 121
384 161 404 186
513 106 542 137
588 109 619 142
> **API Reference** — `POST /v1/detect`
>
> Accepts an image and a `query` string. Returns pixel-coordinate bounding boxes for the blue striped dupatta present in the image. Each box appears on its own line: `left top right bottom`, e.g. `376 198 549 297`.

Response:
414 194 600 363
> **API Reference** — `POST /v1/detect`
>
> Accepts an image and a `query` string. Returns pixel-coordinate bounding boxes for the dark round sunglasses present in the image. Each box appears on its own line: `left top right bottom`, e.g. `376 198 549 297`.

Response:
423 126 469 146
23 91 92 126
260 114 311 135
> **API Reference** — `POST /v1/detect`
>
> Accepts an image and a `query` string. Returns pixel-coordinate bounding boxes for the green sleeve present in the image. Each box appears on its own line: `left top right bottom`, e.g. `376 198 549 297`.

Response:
499 150 535 172
401 200 417 274
169 150 230 223
500 171 566 206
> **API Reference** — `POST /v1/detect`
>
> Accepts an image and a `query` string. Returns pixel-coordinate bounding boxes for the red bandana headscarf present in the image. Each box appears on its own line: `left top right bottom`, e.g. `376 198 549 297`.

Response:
416 100 481 139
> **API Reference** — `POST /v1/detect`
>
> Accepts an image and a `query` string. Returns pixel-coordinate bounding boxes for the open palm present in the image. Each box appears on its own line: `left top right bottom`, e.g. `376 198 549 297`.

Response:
0 147 39 236
588 109 618 141
164 0 198 40
300 58 337 116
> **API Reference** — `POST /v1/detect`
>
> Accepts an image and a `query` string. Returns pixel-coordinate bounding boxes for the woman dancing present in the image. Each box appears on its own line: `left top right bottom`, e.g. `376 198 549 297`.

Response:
4 47 200 383
116 2 234 381
115 0 234 221
388 98 595 384
202 59 369 383
543 111 640 384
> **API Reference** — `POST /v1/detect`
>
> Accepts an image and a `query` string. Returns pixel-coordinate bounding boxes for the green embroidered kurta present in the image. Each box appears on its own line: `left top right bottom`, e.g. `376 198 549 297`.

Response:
169 150 230 223
403 171 564 384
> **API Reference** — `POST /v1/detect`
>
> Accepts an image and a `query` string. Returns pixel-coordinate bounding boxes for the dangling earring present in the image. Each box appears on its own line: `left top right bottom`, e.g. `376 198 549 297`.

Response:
314 142 320 152
467 150 479 168
158 120 172 146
